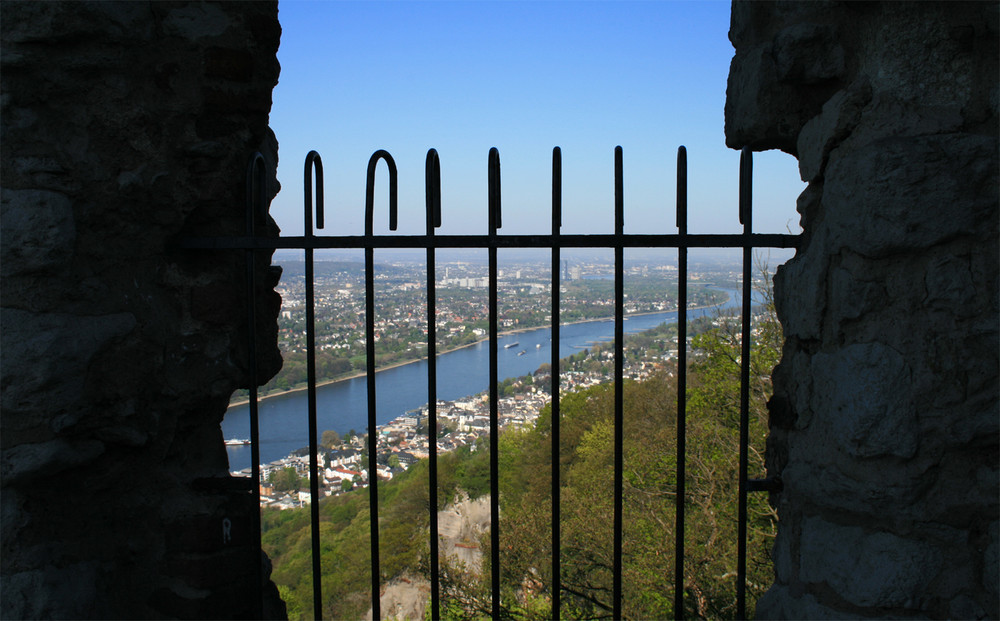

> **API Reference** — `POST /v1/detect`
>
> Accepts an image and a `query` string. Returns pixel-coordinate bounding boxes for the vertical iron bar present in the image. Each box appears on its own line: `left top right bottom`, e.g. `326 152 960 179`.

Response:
191 145 806 621
364 150 397 621
674 146 687 620
736 146 753 620
244 152 265 621
425 149 442 621
304 151 324 620
613 145 624 620
488 147 502 619
364 243 381 621
550 146 562 620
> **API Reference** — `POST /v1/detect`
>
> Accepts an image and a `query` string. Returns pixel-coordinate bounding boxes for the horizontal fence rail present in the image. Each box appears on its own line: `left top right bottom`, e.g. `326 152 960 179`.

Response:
179 232 799 250
185 145 799 620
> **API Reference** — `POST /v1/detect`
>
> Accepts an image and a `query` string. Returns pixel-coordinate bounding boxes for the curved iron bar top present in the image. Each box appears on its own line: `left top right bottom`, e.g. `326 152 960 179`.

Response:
183 147 800 621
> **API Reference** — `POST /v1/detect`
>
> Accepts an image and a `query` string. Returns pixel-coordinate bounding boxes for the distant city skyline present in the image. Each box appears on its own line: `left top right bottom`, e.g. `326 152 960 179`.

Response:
273 247 796 267
269 1 805 239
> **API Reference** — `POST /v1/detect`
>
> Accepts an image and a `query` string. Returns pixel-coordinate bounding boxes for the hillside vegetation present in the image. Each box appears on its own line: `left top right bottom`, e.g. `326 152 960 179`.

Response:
263 297 779 620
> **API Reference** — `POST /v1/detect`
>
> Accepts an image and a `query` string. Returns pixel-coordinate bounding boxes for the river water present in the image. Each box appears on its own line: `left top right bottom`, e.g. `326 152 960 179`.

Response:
223 288 744 471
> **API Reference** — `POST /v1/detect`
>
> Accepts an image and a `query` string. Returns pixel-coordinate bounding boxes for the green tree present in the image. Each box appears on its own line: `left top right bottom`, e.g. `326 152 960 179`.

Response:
263 267 782 620
461 264 781 619
682 265 780 617
269 467 302 493
320 429 341 449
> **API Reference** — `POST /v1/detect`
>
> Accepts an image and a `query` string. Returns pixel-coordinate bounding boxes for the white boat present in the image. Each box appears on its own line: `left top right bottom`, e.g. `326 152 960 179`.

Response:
225 438 251 446
504 342 519 349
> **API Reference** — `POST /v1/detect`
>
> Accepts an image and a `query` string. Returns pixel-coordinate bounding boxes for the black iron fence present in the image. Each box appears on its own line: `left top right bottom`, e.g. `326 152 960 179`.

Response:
185 145 798 620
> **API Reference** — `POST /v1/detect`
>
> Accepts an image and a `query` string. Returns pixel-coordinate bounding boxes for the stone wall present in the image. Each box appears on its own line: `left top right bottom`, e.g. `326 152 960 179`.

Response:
726 1 998 618
1 2 285 618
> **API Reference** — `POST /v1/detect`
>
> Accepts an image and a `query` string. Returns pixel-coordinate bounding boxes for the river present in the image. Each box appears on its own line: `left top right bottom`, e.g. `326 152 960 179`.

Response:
223 288 745 471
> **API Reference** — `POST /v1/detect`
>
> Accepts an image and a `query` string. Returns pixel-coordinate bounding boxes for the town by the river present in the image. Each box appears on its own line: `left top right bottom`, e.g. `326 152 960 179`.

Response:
223 287 745 472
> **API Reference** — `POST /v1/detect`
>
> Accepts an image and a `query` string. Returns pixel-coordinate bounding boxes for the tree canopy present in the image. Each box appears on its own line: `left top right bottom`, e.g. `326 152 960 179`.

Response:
263 285 780 620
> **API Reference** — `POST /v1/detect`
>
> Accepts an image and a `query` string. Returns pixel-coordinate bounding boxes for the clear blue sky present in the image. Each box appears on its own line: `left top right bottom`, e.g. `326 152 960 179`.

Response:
269 1 804 240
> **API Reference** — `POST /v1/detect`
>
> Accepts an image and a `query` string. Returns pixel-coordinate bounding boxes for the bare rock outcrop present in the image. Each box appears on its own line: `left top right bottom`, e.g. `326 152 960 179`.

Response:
437 494 492 570
365 495 491 620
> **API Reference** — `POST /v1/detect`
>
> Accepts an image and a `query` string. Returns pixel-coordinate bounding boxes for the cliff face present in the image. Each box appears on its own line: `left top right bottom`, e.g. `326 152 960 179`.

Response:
1 2 284 618
366 495 492 621
726 2 998 618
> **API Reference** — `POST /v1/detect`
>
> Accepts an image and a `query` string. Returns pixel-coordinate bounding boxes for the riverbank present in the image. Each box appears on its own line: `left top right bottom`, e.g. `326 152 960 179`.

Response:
228 290 731 409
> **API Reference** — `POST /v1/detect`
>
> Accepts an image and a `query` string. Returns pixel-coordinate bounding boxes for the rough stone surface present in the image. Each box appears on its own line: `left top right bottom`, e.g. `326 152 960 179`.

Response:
727 1 999 618
0 189 76 275
1 2 285 618
756 587 862 621
810 342 917 459
799 517 940 609
365 496 492 621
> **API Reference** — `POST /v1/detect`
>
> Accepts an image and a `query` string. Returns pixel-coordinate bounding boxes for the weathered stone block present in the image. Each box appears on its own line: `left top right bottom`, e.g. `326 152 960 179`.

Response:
1 309 136 438
148 583 213 620
204 47 255 82
0 438 106 486
800 516 940 609
796 81 871 182
0 188 75 276
167 547 257 590
810 342 917 459
949 594 989 621
756 586 857 620
774 259 825 341
1 562 104 620
985 521 1000 607
781 453 937 521
773 23 845 85
769 519 793 585
828 264 884 324
860 5 978 107
162 4 232 40
191 282 241 326
725 43 801 153
849 92 967 146
924 253 977 313
823 134 997 257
